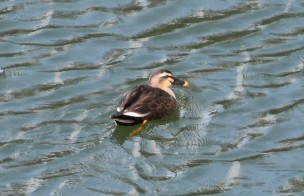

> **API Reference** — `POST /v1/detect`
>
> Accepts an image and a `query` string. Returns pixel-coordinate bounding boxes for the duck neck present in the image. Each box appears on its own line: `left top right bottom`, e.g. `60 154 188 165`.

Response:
149 82 176 99
161 87 176 99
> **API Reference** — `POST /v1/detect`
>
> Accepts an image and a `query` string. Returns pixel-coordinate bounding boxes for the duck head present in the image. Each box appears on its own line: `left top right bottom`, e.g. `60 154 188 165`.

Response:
148 69 189 98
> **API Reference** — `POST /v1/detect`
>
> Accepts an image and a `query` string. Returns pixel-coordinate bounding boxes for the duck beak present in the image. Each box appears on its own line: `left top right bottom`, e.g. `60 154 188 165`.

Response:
172 77 189 87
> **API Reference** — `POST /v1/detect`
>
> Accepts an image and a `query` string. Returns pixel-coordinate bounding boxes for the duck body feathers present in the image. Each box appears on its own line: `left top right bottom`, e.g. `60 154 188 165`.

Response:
111 85 177 126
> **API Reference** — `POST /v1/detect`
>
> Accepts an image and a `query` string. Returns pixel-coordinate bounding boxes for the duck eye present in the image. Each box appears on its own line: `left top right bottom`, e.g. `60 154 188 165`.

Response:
167 76 175 83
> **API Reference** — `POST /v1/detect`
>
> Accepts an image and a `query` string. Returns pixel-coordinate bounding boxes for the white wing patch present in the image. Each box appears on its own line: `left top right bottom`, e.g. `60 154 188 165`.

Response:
123 111 151 118
114 118 134 124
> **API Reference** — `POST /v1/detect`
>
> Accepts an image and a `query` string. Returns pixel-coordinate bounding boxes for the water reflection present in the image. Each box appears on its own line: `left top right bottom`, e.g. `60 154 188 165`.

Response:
112 125 137 144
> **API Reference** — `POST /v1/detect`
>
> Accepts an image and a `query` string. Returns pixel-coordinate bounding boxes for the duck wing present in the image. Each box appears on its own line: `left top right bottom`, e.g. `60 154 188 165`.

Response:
112 85 176 125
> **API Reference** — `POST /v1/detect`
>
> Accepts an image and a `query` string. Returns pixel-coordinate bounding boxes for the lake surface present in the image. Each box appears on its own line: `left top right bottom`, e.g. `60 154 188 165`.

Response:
1 0 304 195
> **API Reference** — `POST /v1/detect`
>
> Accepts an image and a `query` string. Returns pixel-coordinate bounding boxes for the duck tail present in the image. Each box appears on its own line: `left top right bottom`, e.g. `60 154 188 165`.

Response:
111 113 144 126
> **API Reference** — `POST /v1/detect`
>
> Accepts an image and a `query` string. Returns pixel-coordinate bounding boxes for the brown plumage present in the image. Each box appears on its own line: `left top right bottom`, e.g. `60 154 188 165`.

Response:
111 69 189 126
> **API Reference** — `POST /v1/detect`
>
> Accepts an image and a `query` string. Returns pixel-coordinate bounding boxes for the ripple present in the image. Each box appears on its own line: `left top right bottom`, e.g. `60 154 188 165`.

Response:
278 135 304 144
265 98 304 115
8 150 73 168
275 27 304 37
263 144 304 154
0 110 35 119
47 62 101 72
0 76 87 102
257 45 304 58
0 178 43 195
20 120 80 132
277 177 304 194
220 132 263 152
168 28 260 51
133 1 261 39
243 114 284 129
39 166 78 181
258 12 304 26
244 81 291 89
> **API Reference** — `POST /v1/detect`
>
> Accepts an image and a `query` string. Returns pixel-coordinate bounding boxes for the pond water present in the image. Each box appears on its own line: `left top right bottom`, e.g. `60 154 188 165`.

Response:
1 0 304 195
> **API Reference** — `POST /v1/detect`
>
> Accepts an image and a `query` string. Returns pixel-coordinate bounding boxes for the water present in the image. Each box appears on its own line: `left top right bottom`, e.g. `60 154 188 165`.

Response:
1 0 304 195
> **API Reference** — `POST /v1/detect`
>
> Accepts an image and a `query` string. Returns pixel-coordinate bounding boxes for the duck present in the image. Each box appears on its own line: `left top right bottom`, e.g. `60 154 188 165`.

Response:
111 69 189 135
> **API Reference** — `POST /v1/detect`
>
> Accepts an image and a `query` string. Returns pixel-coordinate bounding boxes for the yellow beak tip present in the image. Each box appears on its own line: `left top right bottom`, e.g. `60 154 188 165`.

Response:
183 81 189 87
